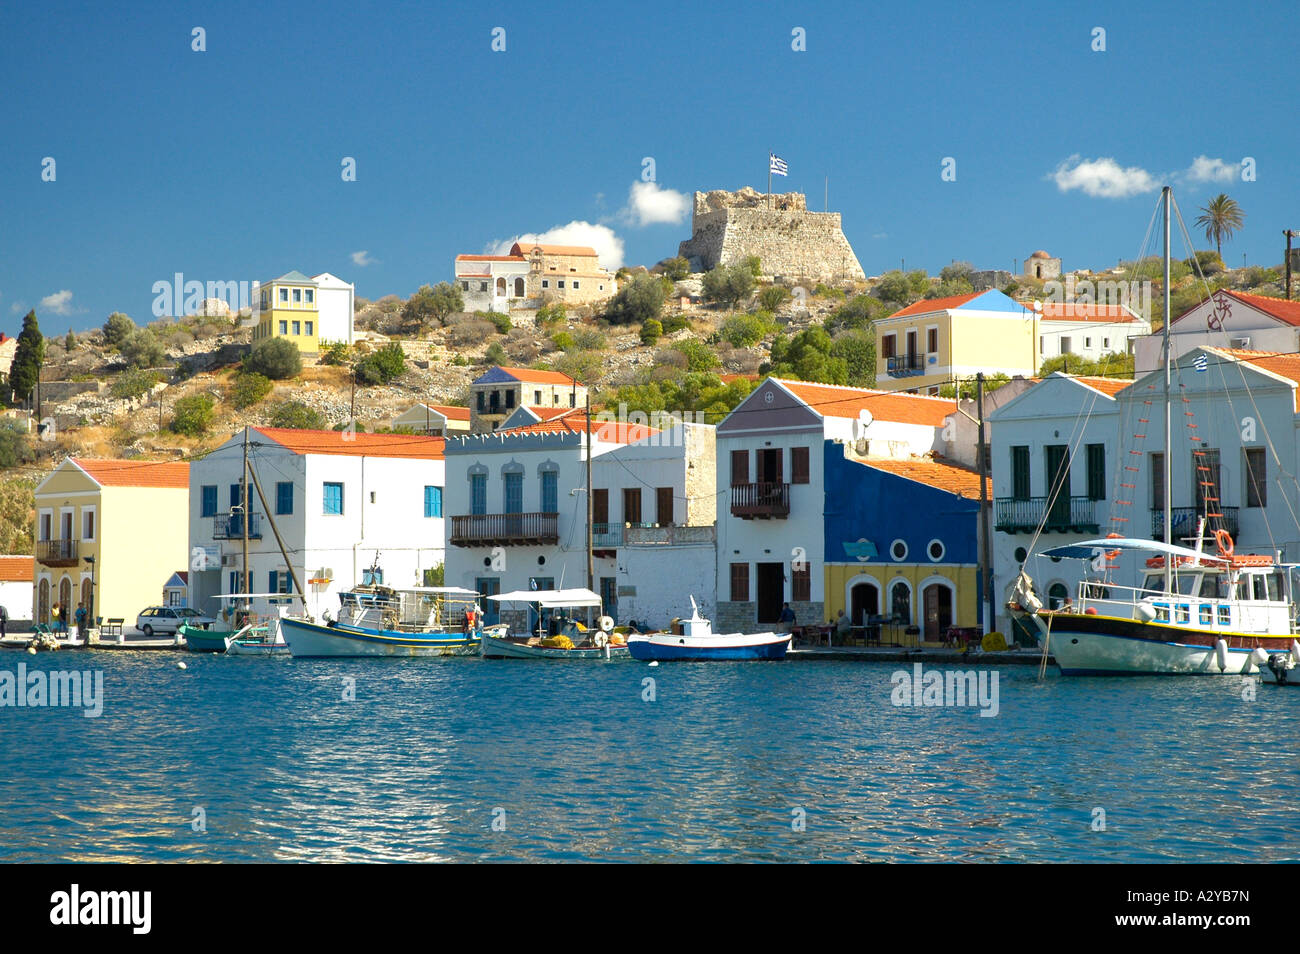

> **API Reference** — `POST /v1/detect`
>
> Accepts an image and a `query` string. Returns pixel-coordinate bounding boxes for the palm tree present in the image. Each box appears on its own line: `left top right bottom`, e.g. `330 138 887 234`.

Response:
1195 194 1245 257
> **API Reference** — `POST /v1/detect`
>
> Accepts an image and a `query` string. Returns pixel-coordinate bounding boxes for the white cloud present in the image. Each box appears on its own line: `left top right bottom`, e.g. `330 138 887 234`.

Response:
39 290 78 315
10 302 24 315
619 181 690 227
1185 155 1237 184
351 250 378 267
490 221 626 271
1050 155 1159 199
872 232 888 240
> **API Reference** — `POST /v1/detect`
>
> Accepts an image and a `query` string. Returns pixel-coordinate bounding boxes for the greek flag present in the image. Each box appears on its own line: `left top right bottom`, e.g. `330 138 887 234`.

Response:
1193 354 1208 372
769 153 788 176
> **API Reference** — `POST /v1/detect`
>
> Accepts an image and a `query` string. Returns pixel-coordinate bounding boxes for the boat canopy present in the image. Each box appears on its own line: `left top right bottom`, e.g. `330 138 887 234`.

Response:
1039 538 1228 563
401 586 480 596
221 592 303 599
489 587 603 608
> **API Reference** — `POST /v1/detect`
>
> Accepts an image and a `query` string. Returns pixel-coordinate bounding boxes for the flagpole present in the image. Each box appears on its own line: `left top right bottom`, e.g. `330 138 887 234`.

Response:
768 154 772 210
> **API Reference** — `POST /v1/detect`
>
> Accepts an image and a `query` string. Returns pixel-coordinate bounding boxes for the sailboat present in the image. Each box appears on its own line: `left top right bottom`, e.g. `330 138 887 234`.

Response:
1009 187 1300 675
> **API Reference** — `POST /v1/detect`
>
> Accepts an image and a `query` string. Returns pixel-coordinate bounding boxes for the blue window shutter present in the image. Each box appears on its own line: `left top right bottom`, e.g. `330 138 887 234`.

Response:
277 481 293 515
424 486 442 518
471 474 487 515
268 571 277 592
541 471 557 513
202 485 218 517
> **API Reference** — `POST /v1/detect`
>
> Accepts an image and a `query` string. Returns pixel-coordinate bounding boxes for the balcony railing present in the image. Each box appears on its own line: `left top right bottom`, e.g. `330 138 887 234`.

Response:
592 523 622 547
1151 506 1239 541
624 524 716 546
731 481 791 519
886 352 926 375
450 512 559 547
994 496 1100 534
36 539 79 566
212 512 263 540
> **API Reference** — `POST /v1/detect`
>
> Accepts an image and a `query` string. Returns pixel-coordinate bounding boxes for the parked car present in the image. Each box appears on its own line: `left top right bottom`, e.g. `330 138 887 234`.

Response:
136 606 216 637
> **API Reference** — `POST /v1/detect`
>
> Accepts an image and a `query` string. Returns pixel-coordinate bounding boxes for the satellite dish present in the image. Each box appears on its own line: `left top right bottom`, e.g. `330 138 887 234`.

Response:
853 408 873 440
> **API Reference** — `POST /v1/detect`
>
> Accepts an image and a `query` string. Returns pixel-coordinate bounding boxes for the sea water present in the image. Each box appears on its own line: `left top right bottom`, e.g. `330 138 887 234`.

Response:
1 651 1296 862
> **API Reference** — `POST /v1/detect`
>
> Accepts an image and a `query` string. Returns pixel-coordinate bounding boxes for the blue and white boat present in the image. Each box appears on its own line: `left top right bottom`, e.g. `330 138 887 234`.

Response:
280 585 486 658
627 598 791 661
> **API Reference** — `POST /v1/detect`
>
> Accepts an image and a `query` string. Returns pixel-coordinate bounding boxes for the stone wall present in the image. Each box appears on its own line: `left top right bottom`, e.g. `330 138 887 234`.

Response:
678 189 866 283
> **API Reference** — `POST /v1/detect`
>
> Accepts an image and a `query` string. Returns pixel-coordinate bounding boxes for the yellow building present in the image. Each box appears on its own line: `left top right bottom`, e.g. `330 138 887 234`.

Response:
252 271 321 354
33 458 190 630
874 290 1039 395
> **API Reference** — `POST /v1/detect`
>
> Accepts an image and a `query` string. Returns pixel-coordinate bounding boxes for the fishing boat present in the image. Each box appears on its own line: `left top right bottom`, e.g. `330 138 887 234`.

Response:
280 585 484 658
626 597 791 661
179 593 293 655
1009 186 1299 675
481 588 631 660
1258 642 1300 686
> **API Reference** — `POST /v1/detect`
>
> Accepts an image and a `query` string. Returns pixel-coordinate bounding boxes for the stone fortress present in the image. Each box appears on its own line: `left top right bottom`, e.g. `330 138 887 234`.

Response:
677 186 866 283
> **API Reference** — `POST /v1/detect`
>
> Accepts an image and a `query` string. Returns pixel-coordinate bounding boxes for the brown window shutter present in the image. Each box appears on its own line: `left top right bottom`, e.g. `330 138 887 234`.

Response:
792 447 810 484
730 562 749 602
656 487 674 526
731 449 749 486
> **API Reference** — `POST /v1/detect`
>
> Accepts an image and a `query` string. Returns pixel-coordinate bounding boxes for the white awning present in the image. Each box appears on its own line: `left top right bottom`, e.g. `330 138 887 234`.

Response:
1038 538 1228 563
489 587 603 608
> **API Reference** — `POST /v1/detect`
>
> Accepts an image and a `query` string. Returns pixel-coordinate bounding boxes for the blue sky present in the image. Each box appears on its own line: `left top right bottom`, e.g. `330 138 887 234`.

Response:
1 0 1294 335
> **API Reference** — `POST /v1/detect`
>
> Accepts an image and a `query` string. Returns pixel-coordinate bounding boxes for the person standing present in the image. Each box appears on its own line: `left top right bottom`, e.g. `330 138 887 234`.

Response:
0 602 7 639
779 602 797 634
51 601 61 633
75 602 87 636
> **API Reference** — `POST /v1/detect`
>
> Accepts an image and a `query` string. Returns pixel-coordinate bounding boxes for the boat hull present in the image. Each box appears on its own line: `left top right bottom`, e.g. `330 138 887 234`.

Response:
280 616 478 658
480 634 630 660
1041 612 1292 675
179 624 229 653
627 632 790 661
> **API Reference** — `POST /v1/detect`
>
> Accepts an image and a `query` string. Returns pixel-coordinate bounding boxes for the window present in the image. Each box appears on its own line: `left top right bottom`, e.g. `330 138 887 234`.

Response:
470 473 487 515
1086 444 1106 501
1151 452 1165 510
276 481 293 515
792 564 811 601
928 540 945 561
230 482 244 509
424 486 442 518
292 320 301 335
462 281 469 291
503 473 523 514
477 391 486 411
731 449 749 486
656 487 673 526
1011 446 1030 499
569 392 575 407
927 327 938 353
542 280 550 289
323 482 344 515
891 539 908 561
881 334 896 359
1246 447 1267 508
890 581 911 622
82 509 95 541
305 289 314 303
623 488 642 525
201 485 218 517
792 446 810 484
592 488 608 524
558 280 565 289
280 288 288 303
1103 337 1111 349
305 321 313 336
730 563 750 602
279 320 288 334
1060 336 1073 354
540 471 558 513
480 282 488 292
534 390 542 405
1084 336 1092 348
292 288 302 303
572 281 580 289
39 512 51 541
505 390 516 408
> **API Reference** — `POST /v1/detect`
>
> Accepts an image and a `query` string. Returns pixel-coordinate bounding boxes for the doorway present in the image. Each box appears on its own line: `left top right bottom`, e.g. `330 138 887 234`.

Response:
476 577 501 625
923 583 953 640
850 581 878 625
756 563 785 624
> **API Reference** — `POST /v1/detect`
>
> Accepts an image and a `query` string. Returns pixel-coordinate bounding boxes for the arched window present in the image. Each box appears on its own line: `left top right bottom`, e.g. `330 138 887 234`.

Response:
495 277 506 296
922 581 954 640
514 277 525 298
849 581 878 626
38 579 50 625
1047 582 1069 610
889 580 912 624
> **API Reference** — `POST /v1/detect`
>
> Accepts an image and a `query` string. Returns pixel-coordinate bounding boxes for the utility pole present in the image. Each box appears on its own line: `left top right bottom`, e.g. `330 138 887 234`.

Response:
585 393 593 595
976 373 993 635
1286 230 1297 300
241 426 250 602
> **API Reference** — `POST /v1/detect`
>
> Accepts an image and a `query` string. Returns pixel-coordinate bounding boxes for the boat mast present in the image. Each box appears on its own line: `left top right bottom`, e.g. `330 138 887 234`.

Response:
242 426 251 617
1162 186 1173 594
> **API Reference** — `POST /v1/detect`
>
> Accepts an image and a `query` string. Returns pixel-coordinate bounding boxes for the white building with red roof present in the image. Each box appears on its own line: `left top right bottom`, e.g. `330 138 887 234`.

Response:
390 403 472 437
0 555 35 628
453 242 617 313
186 427 446 621
470 365 587 433
1133 288 1300 374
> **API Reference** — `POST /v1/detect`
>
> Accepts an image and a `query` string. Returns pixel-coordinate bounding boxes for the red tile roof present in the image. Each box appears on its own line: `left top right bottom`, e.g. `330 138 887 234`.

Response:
887 291 985 318
1037 302 1140 322
0 555 34 583
1221 289 1300 326
256 428 445 460
1071 375 1132 397
72 458 190 488
1207 349 1300 400
415 404 471 422
455 254 526 263
502 410 657 444
775 380 958 427
508 242 599 258
855 456 982 498
527 406 583 421
496 366 582 386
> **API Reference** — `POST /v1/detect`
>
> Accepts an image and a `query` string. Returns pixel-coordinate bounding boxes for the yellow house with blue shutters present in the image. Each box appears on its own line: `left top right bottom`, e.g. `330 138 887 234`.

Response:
252 271 321 354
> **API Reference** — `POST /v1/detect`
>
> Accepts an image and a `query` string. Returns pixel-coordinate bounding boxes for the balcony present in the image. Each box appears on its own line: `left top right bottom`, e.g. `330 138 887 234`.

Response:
1151 506 1239 541
731 481 791 519
450 512 559 547
624 524 716 547
994 496 1101 534
212 512 263 540
36 539 79 567
886 352 926 376
592 523 623 547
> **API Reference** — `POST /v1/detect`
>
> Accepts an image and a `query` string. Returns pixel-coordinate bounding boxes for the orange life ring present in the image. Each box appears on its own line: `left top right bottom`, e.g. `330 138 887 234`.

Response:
1213 529 1234 557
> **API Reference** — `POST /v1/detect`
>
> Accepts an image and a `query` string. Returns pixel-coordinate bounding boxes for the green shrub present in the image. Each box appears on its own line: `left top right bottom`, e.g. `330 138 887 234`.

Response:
661 313 688 335
477 310 511 334
551 350 603 384
170 394 214 436
550 331 575 351
452 354 469 366
484 341 507 364
719 313 772 348
319 341 352 366
231 371 273 409
403 282 463 329
269 401 327 430
102 312 135 346
758 286 792 312
110 368 160 401
571 329 606 351
743 256 762 278
640 319 663 345
354 342 406 385
535 303 567 327
119 329 164 369
243 338 302 380
673 339 720 372
660 256 690 281
702 264 755 307
604 274 666 325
